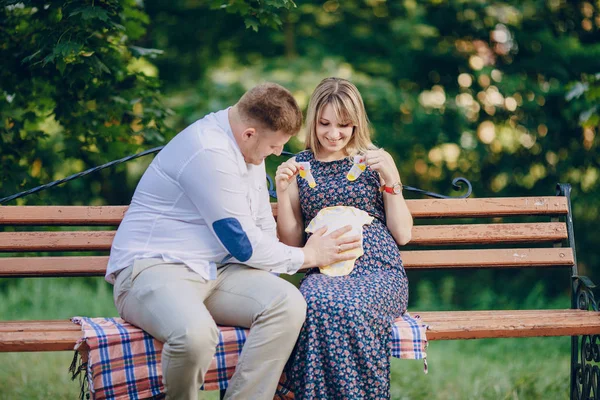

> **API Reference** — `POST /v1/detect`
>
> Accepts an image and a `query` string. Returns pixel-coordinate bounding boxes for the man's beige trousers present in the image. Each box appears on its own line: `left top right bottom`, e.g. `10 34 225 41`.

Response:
113 259 307 400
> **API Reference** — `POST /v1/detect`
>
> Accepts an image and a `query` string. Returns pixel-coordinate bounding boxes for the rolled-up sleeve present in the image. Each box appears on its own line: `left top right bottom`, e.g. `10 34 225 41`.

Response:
178 147 304 274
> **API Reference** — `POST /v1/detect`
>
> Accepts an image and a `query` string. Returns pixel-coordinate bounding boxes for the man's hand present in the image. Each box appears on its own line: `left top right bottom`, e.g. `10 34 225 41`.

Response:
300 225 361 270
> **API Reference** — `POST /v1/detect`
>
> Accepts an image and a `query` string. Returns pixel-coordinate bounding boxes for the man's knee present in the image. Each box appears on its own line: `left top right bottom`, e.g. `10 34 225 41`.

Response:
287 289 307 332
167 322 220 362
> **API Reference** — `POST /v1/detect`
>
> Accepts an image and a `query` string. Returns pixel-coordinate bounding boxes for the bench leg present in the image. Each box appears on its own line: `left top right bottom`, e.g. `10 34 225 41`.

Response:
571 334 599 399
570 276 599 399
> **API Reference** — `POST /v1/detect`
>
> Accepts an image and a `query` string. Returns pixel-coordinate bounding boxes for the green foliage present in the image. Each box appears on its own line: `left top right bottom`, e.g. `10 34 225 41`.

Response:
0 0 172 205
209 0 296 31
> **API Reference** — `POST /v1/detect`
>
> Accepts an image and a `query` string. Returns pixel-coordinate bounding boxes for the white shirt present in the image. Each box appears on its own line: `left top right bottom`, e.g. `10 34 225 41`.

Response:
105 109 304 283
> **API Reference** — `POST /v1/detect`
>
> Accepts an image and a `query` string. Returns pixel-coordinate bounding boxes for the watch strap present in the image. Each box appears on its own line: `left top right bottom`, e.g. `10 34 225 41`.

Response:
379 182 403 194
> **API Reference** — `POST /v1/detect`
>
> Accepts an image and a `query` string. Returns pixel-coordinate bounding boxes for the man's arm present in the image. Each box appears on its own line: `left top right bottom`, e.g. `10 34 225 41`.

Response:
178 147 304 274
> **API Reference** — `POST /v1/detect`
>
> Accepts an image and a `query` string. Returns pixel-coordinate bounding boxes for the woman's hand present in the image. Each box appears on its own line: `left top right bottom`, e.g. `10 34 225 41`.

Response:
275 158 302 193
300 225 361 270
364 149 401 186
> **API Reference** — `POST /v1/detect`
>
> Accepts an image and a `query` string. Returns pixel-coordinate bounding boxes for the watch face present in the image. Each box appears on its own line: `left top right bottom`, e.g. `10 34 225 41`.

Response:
393 184 402 194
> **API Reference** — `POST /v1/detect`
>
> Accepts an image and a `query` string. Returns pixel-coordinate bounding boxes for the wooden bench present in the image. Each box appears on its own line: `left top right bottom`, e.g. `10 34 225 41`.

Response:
1 183 598 398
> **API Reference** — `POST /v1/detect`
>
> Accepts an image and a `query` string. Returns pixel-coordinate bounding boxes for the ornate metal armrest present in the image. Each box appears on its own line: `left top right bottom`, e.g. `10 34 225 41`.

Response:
571 275 600 400
573 276 598 312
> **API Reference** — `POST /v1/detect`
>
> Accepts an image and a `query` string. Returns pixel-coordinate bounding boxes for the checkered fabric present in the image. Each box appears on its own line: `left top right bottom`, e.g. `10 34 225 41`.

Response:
72 313 427 400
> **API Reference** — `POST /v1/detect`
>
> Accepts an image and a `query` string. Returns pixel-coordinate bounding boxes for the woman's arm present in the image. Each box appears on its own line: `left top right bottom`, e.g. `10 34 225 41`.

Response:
381 186 413 246
275 158 306 247
364 149 413 245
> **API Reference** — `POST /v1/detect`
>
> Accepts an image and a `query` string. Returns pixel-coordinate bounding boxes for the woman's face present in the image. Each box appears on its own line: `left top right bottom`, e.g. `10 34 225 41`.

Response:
315 103 354 160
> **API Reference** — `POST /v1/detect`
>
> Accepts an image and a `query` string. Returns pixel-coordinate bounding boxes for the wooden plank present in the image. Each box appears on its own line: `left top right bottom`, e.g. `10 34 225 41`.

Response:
419 309 600 340
0 222 567 252
0 320 81 332
274 197 568 219
400 248 574 268
409 222 567 245
404 197 569 218
0 248 574 277
0 206 127 226
0 197 568 226
413 309 587 321
1 310 599 351
0 231 115 252
0 256 109 276
0 330 82 352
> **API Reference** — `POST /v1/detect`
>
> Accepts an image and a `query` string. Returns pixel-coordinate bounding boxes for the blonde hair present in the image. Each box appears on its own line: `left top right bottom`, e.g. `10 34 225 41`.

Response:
237 82 303 135
305 77 375 157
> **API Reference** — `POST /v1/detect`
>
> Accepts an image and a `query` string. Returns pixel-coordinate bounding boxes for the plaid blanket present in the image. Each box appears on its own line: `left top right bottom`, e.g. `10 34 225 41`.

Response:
72 314 428 400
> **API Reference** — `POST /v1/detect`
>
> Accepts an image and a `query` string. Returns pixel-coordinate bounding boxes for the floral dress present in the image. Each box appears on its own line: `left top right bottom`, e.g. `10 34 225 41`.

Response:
287 150 409 399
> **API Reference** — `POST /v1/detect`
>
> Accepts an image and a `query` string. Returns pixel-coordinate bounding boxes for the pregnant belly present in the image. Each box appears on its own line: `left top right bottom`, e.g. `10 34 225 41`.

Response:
359 222 403 268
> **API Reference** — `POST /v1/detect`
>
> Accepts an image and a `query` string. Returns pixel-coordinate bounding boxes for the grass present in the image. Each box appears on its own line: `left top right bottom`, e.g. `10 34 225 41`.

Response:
0 351 220 399
390 337 570 400
0 278 572 399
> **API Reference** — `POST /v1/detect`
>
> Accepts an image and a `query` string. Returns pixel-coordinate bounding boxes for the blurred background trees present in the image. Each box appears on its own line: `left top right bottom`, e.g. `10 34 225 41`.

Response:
1 0 599 308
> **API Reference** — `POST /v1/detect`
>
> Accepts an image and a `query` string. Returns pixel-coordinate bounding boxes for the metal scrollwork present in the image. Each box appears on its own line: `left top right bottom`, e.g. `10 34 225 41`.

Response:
572 276 600 400
403 177 473 199
573 335 600 400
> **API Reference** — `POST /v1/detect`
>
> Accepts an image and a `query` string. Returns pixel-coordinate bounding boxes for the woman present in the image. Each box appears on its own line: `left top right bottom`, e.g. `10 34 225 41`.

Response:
275 77 413 399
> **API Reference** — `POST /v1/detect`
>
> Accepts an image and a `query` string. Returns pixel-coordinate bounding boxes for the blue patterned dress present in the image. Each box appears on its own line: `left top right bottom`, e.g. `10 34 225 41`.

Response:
287 150 409 399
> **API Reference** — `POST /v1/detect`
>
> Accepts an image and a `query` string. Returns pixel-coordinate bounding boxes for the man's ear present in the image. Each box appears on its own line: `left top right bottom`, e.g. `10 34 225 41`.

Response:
241 127 257 141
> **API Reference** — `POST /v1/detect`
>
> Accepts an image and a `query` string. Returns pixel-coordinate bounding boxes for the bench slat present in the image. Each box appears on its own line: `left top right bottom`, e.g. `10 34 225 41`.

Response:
421 309 600 340
0 256 109 276
401 248 574 268
0 330 82 352
0 222 567 252
0 320 82 332
0 248 574 277
1 309 597 351
0 206 127 226
410 222 567 246
403 196 568 218
0 197 568 226
0 231 115 252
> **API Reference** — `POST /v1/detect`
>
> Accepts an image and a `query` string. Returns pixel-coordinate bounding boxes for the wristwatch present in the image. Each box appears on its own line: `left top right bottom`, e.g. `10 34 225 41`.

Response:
380 182 403 195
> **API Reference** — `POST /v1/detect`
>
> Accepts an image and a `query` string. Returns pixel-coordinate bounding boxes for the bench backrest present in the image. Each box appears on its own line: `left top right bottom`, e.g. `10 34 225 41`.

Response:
0 196 575 278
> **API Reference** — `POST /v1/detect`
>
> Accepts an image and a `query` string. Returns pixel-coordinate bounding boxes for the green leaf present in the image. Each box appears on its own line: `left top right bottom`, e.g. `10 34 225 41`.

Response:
43 42 84 65
56 59 66 75
69 6 110 22
245 17 260 32
92 56 111 74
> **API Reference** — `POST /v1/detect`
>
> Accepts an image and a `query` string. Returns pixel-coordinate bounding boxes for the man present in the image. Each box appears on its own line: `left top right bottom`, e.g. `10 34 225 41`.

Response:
106 83 360 400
